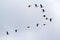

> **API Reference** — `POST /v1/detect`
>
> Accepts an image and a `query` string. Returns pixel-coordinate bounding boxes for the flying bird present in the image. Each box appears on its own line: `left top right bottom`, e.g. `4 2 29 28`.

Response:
42 9 45 12
28 5 31 7
50 18 52 22
36 24 39 27
6 31 9 35
35 4 38 7
15 29 18 32
46 18 48 20
40 4 43 8
43 15 46 17
43 24 46 26
27 26 30 28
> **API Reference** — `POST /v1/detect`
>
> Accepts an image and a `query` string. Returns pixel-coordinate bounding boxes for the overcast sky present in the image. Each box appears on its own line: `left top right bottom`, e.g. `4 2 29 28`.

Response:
0 0 60 40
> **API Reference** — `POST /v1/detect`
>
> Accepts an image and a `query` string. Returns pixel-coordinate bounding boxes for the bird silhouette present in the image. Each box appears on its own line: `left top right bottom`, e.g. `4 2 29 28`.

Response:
27 26 30 28
15 29 18 32
40 4 43 8
6 31 9 35
46 18 48 20
50 18 52 22
36 24 39 27
35 4 38 7
28 5 31 7
43 24 46 26
42 9 45 12
43 15 46 17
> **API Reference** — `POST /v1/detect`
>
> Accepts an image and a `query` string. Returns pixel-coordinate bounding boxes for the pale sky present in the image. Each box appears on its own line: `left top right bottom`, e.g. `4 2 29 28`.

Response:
0 0 60 40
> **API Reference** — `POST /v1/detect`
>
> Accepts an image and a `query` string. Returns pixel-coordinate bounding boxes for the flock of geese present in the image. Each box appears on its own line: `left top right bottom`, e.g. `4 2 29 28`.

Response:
6 3 52 35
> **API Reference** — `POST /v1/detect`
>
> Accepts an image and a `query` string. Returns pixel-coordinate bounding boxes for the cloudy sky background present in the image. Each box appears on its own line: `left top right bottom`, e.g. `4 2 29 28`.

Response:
0 0 60 40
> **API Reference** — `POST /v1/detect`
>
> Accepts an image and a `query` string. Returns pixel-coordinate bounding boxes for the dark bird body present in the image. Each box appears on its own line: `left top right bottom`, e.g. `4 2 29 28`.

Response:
36 24 39 27
15 29 17 32
50 18 52 22
43 24 46 26
43 15 46 17
40 4 43 8
35 4 38 7
46 18 48 20
42 9 45 12
27 26 30 28
28 5 31 7
6 31 9 35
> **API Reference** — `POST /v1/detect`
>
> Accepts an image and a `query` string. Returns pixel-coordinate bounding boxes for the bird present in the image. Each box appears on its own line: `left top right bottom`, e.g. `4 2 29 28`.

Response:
43 24 46 26
40 4 43 8
43 15 46 17
36 24 39 27
50 18 52 22
28 5 31 7
42 9 45 12
46 18 48 20
15 29 18 32
6 31 9 35
27 26 30 28
35 4 38 7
